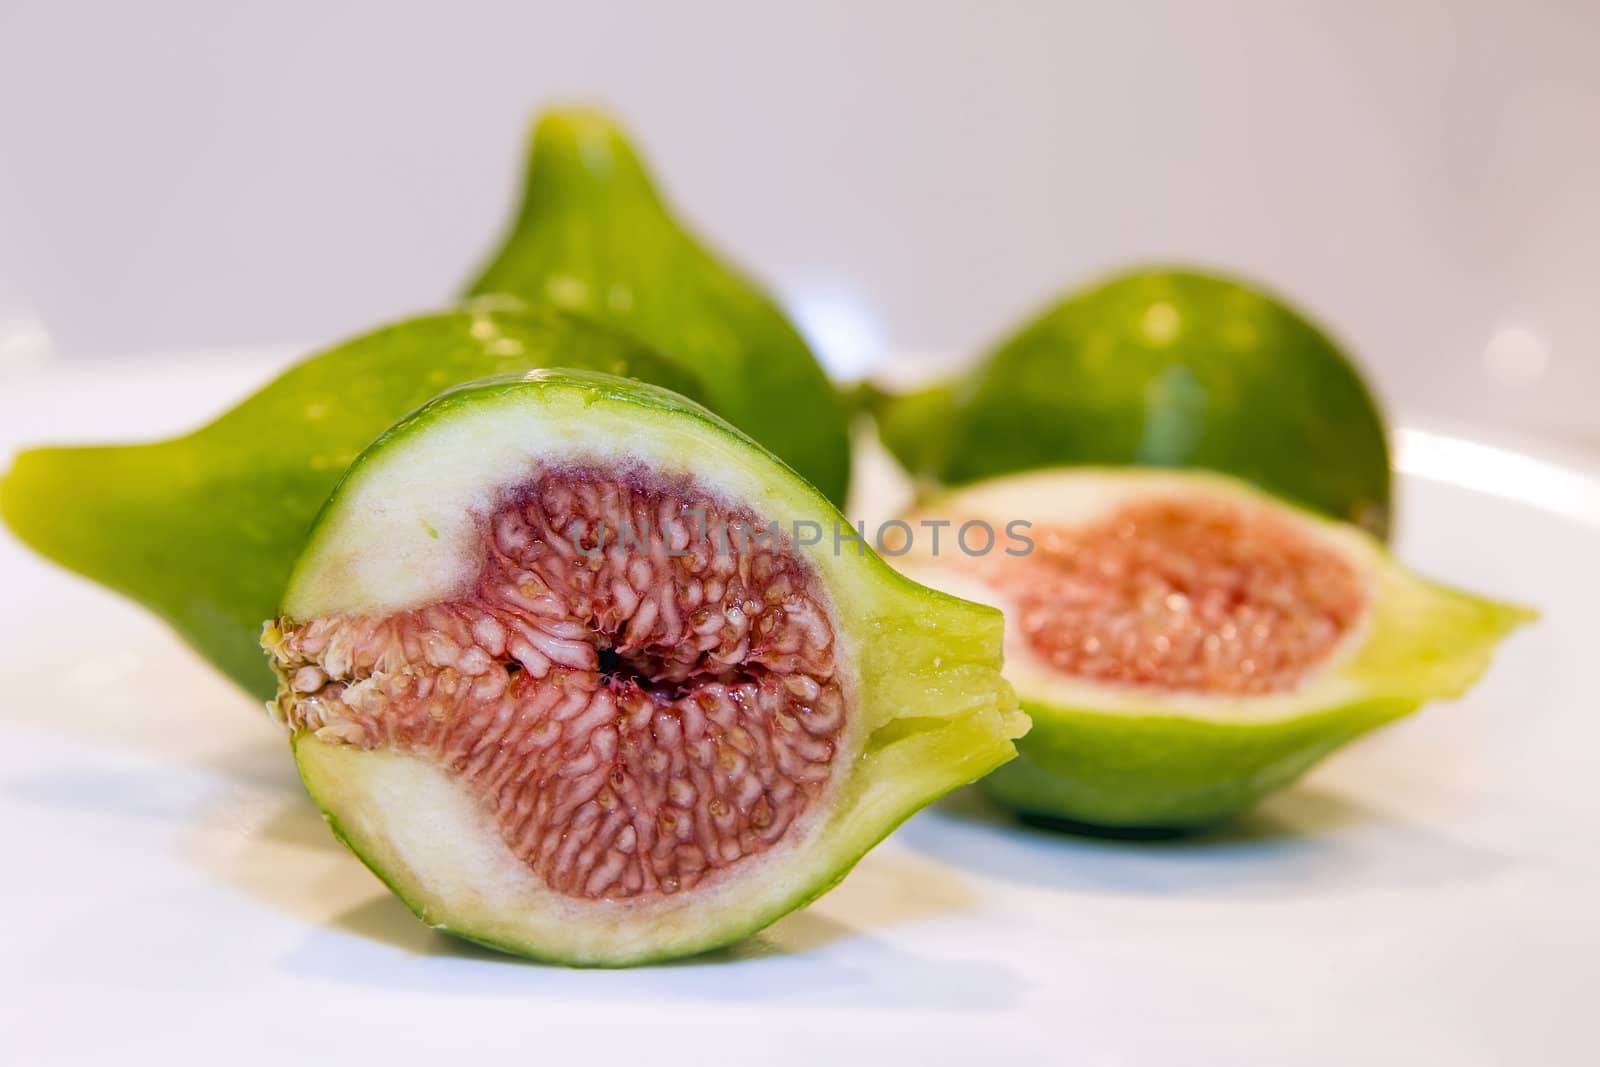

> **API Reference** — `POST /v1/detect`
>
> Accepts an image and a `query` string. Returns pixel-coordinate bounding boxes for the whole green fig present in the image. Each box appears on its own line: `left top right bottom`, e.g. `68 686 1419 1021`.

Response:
872 267 1393 537
1 308 703 697
466 108 851 506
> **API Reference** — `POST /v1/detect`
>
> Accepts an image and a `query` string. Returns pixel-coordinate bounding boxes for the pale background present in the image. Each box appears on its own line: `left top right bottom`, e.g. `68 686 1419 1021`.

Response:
0 0 1595 444
3 6 1598 1062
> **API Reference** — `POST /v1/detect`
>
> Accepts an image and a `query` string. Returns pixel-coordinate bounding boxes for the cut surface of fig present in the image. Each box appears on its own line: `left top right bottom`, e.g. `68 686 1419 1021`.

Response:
267 370 1023 964
273 464 844 902
893 468 1532 830
982 493 1367 698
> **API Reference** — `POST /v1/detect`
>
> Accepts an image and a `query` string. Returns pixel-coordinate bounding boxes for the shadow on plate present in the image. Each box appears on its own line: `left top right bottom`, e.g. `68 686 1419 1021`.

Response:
894 783 1511 898
268 824 1024 1009
173 749 1019 1004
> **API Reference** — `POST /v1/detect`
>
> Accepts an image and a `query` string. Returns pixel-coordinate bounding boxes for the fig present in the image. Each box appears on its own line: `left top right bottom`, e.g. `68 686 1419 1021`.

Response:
1 307 704 698
890 468 1532 831
466 107 851 507
871 267 1393 537
263 369 1024 965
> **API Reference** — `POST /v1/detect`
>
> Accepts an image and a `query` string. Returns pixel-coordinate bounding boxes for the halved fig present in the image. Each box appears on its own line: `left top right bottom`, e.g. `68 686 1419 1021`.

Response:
890 468 1532 831
264 370 1023 964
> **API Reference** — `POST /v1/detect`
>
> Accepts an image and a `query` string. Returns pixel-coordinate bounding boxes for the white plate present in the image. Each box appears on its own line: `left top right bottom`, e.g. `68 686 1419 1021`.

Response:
1 352 1594 1065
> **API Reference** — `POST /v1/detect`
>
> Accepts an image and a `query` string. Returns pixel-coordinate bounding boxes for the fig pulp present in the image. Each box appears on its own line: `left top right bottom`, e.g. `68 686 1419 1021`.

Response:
891 468 1532 831
466 107 851 506
265 370 1024 964
1 308 704 697
870 267 1393 537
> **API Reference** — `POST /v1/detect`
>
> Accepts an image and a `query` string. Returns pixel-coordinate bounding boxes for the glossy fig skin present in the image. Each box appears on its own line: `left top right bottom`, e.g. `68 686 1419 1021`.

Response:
270 369 1025 965
0 307 704 698
873 267 1393 538
466 107 852 508
989 689 1444 832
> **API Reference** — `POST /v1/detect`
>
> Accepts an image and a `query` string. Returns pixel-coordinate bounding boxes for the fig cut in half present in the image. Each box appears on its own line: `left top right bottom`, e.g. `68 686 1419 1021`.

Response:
890 468 1533 832
264 370 1023 965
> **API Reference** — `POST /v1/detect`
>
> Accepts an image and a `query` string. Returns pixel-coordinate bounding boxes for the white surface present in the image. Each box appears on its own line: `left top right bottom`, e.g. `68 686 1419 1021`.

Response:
1 351 1596 1065
1 1 1598 445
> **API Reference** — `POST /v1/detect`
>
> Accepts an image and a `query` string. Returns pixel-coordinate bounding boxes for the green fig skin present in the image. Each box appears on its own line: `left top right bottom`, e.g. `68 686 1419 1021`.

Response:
466 107 852 507
989 688 1462 833
0 308 704 699
875 267 1394 538
269 369 1025 965
867 379 959 485
893 468 1534 832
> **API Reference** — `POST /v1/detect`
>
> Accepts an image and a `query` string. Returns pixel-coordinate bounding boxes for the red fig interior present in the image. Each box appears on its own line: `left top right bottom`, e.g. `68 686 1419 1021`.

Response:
985 495 1367 695
270 465 845 901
